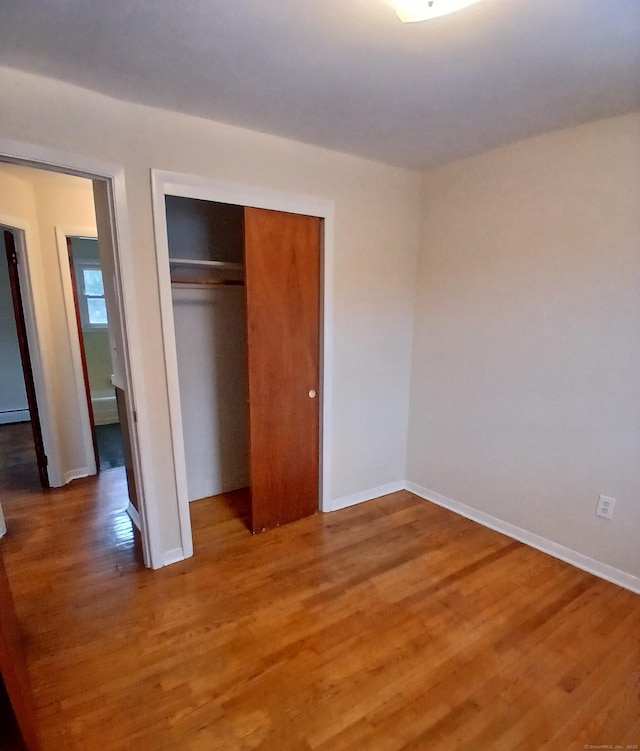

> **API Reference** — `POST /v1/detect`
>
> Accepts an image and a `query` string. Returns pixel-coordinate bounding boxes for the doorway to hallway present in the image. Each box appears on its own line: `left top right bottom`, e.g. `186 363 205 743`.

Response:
0 160 145 563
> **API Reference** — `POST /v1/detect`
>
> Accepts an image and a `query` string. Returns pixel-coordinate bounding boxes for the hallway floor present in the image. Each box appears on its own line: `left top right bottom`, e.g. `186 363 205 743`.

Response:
0 421 41 493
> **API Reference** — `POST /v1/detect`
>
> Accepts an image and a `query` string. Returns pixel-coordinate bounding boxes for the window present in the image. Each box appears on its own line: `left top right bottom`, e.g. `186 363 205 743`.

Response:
76 261 108 330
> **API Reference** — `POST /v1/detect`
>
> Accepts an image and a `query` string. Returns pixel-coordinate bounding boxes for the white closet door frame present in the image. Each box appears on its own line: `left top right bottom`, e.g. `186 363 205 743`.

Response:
151 170 335 559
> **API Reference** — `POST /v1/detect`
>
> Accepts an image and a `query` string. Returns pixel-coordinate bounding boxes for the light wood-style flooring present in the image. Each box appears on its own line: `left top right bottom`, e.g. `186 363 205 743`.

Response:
0 454 638 749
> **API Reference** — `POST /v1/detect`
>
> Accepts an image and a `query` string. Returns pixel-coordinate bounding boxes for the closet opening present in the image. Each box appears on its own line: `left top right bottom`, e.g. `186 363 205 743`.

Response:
162 190 323 545
166 197 251 532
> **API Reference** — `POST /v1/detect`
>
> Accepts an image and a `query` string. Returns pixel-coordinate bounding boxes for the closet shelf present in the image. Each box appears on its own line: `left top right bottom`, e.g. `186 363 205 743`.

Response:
171 278 244 288
169 258 244 272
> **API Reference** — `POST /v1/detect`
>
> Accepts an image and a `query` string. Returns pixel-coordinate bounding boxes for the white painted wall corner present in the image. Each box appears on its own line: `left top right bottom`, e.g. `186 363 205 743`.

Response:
63 467 94 484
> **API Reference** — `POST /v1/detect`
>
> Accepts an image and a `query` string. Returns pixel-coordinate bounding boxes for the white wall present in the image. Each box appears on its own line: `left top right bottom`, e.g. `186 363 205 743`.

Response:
407 112 640 580
173 286 250 500
0 164 98 483
0 66 422 559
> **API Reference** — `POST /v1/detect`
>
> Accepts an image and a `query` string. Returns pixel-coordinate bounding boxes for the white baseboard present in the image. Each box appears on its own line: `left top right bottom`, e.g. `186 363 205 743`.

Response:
63 467 93 484
405 482 640 596
94 415 120 426
326 481 405 513
127 501 141 531
0 410 29 424
92 395 119 426
163 547 186 567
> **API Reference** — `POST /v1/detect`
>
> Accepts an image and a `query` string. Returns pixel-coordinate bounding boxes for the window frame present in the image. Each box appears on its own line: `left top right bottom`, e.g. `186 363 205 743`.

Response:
75 259 109 331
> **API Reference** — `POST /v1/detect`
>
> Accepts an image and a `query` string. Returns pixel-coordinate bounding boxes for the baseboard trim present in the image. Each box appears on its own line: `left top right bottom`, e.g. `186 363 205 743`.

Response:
0 410 29 425
327 481 405 513
405 482 640 596
63 468 92 484
91 396 119 426
188 477 250 503
94 416 120 426
127 502 141 531
163 547 186 567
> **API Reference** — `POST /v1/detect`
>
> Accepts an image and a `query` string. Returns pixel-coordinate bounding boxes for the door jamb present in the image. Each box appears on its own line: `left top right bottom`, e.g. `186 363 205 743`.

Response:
151 170 335 560
0 139 162 569
55 227 100 478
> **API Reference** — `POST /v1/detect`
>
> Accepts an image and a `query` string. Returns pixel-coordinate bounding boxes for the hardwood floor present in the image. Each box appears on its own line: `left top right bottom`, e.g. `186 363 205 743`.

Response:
0 476 638 750
0 422 41 493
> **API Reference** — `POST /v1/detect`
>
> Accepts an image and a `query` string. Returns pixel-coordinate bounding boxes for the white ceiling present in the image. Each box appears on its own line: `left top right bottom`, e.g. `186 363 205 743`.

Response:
1 0 639 170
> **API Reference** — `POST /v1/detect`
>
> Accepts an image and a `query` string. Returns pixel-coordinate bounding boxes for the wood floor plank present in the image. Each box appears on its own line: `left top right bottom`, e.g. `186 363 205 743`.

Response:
0 434 637 750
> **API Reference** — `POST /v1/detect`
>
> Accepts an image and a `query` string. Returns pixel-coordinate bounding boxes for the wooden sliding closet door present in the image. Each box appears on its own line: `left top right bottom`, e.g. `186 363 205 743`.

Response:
244 208 321 533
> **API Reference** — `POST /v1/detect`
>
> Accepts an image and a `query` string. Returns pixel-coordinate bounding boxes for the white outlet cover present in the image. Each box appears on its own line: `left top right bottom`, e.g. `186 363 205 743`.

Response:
596 495 616 520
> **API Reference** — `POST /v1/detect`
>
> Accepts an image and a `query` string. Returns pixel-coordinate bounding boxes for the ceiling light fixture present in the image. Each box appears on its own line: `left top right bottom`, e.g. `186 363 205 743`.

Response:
392 0 485 23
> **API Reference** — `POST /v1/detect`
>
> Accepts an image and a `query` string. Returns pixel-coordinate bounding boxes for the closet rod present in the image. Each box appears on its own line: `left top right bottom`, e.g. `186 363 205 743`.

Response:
171 279 244 289
169 258 244 271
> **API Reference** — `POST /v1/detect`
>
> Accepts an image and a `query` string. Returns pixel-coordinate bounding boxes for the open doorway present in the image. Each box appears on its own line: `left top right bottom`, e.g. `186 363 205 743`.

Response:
0 160 148 565
66 235 125 472
0 227 48 493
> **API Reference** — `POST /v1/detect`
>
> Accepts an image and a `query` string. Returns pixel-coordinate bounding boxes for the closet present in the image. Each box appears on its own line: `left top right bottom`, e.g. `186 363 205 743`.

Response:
166 197 321 533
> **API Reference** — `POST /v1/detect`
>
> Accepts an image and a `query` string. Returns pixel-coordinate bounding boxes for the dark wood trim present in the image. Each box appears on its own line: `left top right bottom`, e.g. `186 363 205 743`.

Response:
3 230 49 489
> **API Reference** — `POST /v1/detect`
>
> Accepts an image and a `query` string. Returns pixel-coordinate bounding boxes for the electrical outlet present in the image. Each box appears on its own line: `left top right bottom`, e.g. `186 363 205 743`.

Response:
596 495 616 520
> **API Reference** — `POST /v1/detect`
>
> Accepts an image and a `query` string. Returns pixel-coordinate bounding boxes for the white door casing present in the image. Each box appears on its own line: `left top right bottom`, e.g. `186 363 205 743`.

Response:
0 139 161 569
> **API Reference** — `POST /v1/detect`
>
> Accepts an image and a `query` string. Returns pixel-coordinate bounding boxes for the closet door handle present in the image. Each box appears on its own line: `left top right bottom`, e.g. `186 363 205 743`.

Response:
308 389 317 399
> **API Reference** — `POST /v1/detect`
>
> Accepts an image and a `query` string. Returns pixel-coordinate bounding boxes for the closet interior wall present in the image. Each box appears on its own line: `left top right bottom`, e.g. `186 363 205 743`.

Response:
166 196 249 502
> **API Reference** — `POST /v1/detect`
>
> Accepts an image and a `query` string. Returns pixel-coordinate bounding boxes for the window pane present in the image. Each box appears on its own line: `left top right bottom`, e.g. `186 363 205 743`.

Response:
87 298 108 325
83 268 104 296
